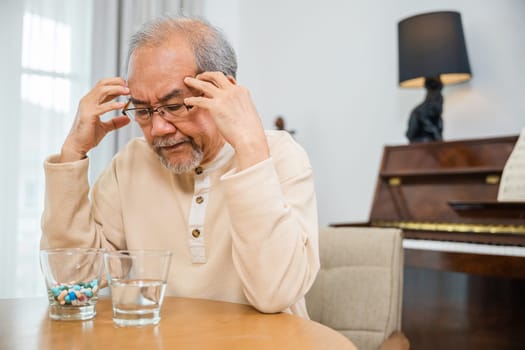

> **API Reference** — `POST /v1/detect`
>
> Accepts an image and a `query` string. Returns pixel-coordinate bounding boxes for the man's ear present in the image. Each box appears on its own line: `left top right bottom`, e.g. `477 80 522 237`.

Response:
226 75 237 85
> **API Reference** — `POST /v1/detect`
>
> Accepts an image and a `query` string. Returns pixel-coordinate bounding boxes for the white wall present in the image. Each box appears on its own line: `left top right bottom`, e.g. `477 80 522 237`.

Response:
206 0 525 226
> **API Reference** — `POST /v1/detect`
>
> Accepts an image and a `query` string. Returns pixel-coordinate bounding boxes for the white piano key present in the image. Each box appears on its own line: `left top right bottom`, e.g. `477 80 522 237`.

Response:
403 238 525 257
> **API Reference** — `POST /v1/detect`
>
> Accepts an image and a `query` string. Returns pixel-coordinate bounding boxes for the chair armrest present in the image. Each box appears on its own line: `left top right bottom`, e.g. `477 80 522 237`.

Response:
380 331 410 350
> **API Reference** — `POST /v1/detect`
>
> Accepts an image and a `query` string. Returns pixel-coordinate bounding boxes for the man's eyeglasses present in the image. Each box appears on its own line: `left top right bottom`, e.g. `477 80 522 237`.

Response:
122 101 194 125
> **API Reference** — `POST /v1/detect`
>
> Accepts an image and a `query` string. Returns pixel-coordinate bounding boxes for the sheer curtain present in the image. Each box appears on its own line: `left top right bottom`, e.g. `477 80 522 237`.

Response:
0 0 93 297
0 0 204 298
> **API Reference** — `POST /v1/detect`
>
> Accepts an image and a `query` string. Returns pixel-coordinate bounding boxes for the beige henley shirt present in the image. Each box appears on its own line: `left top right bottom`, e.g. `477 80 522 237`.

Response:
41 130 319 318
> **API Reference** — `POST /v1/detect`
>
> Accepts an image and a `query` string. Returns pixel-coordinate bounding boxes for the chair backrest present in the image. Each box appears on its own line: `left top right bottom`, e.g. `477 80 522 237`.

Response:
305 226 404 350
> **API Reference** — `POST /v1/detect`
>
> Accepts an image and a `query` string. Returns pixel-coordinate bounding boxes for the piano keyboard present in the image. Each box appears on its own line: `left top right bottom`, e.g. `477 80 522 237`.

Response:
403 238 525 257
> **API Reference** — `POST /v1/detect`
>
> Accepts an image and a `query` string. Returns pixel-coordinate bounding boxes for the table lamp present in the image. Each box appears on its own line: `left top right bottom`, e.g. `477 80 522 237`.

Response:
398 11 472 143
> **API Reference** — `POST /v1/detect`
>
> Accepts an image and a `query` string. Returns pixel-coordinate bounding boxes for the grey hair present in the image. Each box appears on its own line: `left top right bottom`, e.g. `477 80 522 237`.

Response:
125 15 237 78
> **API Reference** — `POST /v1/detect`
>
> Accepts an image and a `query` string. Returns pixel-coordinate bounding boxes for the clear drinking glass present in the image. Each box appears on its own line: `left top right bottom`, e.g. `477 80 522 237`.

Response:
39 248 105 321
104 250 172 327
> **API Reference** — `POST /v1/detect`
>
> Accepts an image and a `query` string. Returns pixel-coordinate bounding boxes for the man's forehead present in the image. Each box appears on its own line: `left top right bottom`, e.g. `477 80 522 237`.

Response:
129 87 185 105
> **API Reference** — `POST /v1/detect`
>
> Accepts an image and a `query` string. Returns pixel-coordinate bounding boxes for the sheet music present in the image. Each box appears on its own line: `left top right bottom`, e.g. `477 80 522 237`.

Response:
498 128 525 201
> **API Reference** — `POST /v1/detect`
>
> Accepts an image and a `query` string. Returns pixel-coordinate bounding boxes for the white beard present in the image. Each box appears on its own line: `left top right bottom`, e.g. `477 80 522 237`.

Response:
152 136 204 174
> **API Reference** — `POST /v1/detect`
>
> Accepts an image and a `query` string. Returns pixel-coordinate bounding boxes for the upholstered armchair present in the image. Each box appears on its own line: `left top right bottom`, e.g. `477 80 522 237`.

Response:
305 227 409 350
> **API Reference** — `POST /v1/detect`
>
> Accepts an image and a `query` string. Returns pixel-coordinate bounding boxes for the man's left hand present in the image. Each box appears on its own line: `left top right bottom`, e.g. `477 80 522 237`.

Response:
183 72 270 170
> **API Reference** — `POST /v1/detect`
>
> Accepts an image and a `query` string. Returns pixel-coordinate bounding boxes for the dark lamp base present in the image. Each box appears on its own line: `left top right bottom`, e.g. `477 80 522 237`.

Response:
406 77 444 143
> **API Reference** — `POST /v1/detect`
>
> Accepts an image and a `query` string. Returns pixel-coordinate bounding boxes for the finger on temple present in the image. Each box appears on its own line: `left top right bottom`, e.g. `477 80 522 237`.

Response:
184 96 210 108
184 76 220 95
98 101 128 116
95 77 128 87
103 116 130 132
195 71 231 87
99 85 130 103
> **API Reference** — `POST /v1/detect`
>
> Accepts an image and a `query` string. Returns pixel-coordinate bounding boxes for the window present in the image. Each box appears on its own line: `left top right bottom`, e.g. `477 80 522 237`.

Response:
0 0 93 297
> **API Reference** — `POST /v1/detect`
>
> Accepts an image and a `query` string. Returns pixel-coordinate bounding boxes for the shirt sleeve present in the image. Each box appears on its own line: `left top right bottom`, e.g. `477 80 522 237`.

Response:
220 134 320 313
40 154 125 251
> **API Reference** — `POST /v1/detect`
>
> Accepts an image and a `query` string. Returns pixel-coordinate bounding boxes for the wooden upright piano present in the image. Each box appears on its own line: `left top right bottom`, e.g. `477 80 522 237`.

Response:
333 135 525 350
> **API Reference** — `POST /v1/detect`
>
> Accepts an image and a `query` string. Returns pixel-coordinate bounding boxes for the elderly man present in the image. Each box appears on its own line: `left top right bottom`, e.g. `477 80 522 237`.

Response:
41 16 319 318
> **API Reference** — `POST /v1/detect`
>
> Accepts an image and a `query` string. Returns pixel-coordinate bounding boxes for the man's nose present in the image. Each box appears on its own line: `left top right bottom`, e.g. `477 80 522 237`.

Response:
150 112 177 137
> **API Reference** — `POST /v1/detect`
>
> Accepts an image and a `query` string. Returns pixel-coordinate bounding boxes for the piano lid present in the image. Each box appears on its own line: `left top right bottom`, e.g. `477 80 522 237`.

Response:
368 134 525 246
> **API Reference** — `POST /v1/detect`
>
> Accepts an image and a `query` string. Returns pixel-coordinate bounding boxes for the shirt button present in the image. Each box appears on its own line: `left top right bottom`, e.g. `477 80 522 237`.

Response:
192 229 201 238
195 167 203 175
195 196 204 204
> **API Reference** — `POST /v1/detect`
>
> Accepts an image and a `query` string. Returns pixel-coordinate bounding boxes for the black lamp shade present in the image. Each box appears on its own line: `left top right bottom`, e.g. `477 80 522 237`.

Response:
398 11 472 88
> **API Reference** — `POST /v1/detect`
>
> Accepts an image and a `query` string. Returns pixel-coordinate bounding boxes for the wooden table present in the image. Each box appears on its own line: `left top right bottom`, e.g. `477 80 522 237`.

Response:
0 297 355 349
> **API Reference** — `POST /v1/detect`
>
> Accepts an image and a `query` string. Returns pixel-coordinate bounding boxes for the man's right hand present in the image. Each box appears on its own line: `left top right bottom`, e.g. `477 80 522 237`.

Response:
59 77 131 163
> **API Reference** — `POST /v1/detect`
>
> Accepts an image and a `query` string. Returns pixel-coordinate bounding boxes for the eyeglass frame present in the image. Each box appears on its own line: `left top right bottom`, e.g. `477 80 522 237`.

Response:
122 100 194 125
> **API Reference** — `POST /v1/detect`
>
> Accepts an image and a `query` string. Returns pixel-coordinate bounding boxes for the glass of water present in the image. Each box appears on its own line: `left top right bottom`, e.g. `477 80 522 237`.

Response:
103 250 172 327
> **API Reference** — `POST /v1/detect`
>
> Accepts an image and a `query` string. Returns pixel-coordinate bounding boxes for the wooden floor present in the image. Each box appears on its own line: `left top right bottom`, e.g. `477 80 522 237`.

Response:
402 266 525 350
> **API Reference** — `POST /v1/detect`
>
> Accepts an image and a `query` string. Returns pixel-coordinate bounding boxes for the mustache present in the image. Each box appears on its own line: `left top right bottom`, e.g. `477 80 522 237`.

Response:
152 135 192 149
